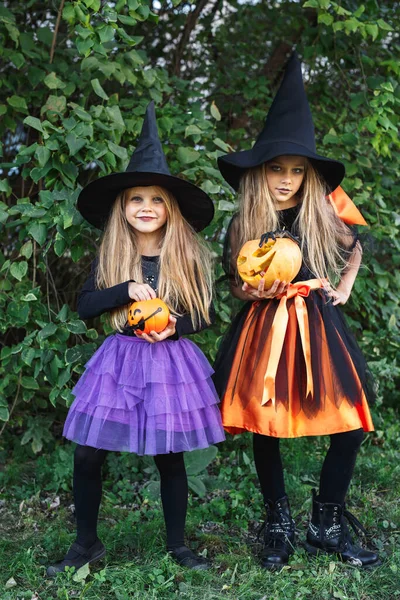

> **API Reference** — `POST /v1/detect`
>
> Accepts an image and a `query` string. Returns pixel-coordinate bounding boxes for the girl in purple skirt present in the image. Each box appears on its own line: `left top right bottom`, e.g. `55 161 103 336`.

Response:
47 102 225 576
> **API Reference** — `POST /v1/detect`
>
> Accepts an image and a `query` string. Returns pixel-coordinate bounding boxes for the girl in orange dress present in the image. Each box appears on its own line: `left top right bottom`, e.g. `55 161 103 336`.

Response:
214 52 379 569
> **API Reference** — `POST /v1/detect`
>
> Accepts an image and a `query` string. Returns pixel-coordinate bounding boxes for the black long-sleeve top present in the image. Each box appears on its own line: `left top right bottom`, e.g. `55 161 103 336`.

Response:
77 256 214 339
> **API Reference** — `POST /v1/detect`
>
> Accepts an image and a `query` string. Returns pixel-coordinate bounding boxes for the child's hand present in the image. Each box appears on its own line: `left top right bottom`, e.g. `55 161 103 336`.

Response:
326 288 349 306
136 315 177 343
128 282 156 301
242 278 288 300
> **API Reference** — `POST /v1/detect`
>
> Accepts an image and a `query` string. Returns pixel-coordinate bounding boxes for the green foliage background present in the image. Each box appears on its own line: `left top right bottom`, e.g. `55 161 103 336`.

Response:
0 0 399 456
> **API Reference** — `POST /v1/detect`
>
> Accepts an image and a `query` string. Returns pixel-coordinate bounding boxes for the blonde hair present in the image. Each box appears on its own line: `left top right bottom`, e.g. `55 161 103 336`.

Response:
96 186 213 331
236 160 356 286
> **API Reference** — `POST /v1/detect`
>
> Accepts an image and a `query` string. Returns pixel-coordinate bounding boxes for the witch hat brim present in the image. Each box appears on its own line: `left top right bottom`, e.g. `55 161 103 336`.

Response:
218 52 345 192
77 101 214 232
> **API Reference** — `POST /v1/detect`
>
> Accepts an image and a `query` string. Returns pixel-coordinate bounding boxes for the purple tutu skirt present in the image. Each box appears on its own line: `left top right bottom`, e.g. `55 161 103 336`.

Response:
63 334 225 455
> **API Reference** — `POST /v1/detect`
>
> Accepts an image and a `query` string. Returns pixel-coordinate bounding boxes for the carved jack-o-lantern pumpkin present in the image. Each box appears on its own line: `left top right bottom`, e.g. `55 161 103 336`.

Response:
237 232 302 289
127 298 170 334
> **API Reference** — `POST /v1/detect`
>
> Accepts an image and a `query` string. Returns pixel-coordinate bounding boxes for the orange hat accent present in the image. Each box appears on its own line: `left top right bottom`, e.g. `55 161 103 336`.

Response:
327 186 368 226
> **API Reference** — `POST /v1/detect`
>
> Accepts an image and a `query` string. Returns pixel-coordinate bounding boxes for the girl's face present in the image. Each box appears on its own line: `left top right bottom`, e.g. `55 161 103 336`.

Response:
265 155 306 208
124 186 168 234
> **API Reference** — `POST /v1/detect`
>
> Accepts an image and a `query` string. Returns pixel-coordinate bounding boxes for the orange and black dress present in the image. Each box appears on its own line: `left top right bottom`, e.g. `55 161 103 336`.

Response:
213 205 375 439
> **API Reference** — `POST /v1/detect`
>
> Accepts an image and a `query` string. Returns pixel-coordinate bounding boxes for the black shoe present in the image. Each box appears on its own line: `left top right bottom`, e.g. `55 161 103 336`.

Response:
259 495 296 570
304 490 381 568
168 545 209 570
46 539 106 577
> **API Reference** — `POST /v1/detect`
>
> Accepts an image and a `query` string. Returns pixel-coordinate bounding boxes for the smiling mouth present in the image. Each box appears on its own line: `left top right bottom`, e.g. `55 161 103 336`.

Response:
139 216 155 220
277 188 291 193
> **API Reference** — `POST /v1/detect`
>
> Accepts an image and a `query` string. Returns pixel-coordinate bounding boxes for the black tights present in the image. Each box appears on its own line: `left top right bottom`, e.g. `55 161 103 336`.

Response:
73 445 188 550
253 429 364 505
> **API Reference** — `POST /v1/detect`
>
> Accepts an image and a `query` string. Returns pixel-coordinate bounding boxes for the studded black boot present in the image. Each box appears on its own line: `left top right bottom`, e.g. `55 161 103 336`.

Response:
304 490 380 568
260 495 296 569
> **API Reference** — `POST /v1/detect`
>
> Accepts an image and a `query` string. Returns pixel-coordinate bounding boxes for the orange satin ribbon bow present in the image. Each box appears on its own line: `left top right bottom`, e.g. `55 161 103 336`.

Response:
327 186 367 226
261 279 325 407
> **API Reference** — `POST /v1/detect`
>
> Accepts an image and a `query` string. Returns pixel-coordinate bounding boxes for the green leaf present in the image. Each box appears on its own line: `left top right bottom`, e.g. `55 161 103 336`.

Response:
366 24 379 40
67 320 87 334
21 348 36 366
213 138 231 152
98 25 115 43
185 124 202 137
20 241 33 259
66 133 86 156
63 3 76 22
210 101 221 121
91 78 109 100
56 304 69 322
28 223 47 246
185 446 218 476
107 141 128 160
201 180 220 194
38 322 58 340
23 116 45 134
35 146 51 168
22 293 38 302
44 72 66 90
10 261 28 281
7 95 28 112
21 376 39 390
0 408 10 422
302 0 319 7
188 476 206 498
177 147 200 165
65 347 83 364
318 13 333 26
377 19 393 31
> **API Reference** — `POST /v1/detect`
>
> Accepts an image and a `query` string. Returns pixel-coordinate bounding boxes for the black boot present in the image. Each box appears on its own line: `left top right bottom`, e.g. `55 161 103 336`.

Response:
304 490 380 568
260 495 295 569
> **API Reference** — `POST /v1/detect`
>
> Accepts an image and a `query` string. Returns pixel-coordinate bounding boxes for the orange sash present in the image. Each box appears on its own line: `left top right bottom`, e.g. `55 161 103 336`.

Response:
262 279 325 406
327 186 367 226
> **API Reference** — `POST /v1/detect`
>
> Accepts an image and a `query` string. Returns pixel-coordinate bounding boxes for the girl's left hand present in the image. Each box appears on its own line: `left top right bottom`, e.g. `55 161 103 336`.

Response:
136 315 177 343
325 285 349 306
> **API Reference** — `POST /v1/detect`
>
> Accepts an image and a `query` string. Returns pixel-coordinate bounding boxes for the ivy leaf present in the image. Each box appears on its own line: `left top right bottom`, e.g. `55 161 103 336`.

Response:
377 19 393 31
38 322 58 340
21 376 39 390
65 347 83 364
35 146 51 167
66 320 87 334
20 241 33 259
44 72 66 90
91 78 109 100
10 261 28 281
28 223 47 246
23 116 45 134
318 13 333 26
210 101 221 121
177 147 200 164
366 24 379 40
7 95 28 112
66 133 86 156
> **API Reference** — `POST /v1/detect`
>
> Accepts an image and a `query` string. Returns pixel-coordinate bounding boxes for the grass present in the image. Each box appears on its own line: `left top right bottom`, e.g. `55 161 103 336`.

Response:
1 408 400 600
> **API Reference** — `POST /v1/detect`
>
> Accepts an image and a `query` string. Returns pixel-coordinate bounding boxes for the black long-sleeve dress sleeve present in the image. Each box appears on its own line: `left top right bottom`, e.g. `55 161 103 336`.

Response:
77 260 133 320
77 258 214 339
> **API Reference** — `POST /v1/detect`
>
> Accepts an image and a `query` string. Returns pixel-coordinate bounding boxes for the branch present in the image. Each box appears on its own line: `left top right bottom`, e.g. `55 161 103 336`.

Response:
170 0 210 77
50 0 66 64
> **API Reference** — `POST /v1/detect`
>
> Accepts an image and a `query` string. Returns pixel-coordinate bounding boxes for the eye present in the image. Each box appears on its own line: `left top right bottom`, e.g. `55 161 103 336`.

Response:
270 165 281 172
153 196 164 204
129 196 142 203
293 168 304 174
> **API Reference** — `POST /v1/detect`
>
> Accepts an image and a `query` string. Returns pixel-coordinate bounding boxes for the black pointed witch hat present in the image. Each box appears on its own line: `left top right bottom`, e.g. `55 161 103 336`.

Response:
218 52 345 192
77 101 214 231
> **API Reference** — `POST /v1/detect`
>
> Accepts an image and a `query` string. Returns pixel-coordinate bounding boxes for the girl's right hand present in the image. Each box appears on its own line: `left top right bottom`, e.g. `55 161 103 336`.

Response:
242 278 288 300
128 282 156 301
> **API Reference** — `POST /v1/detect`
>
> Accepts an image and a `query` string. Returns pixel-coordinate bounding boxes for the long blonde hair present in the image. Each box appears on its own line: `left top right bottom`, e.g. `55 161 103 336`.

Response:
236 160 356 286
96 186 213 331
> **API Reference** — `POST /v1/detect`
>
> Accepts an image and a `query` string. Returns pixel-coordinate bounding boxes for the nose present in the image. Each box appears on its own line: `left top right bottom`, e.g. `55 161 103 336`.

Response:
281 170 291 184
